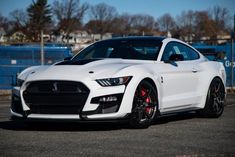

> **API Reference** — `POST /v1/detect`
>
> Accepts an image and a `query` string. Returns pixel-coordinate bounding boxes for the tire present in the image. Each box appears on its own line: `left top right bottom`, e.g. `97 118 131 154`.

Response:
129 80 158 128
198 78 225 118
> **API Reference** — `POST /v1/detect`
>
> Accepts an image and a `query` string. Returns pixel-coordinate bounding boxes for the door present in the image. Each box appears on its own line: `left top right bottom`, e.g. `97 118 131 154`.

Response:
158 42 201 112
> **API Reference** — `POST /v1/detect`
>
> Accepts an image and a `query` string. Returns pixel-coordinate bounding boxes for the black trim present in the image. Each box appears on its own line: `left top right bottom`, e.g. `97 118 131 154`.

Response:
160 107 201 116
55 59 102 65
81 94 123 116
11 94 23 115
23 117 130 123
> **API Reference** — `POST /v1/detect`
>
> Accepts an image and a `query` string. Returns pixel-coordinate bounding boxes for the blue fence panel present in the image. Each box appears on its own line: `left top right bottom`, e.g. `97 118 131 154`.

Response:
0 44 72 89
193 42 235 87
1 42 234 89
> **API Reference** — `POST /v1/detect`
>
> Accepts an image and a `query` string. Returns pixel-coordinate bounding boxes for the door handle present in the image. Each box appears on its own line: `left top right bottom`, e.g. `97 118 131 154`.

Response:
192 68 197 73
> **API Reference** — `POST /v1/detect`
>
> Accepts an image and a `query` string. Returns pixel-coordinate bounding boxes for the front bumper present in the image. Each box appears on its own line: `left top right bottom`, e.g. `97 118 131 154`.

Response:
11 80 133 121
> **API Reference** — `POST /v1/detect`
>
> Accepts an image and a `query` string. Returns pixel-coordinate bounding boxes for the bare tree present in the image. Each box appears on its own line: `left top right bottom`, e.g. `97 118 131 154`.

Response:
157 13 176 34
9 9 29 41
53 0 89 43
102 16 126 36
0 13 22 42
194 11 216 40
90 3 117 22
129 14 155 35
88 3 117 37
0 13 9 41
0 13 8 27
116 13 133 36
0 13 8 31
108 13 156 36
10 9 28 28
209 6 231 34
176 10 195 41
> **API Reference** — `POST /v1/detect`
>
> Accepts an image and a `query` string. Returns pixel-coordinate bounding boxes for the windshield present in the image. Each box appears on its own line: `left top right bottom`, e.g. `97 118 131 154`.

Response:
72 39 162 61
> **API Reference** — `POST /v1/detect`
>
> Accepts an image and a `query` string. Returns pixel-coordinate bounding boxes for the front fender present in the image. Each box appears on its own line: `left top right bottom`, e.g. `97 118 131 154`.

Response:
116 65 162 113
17 66 48 81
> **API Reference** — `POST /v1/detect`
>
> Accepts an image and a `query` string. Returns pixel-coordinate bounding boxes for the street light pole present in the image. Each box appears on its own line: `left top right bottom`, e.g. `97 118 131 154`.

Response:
234 14 235 39
40 30 44 65
233 14 235 89
231 14 235 90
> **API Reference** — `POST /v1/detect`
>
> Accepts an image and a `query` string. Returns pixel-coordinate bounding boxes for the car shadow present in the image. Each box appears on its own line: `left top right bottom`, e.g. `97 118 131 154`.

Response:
0 120 128 131
153 111 198 125
0 112 200 131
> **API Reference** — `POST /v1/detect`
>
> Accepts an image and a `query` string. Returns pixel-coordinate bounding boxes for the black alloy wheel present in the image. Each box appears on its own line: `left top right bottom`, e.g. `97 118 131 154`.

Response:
198 78 225 118
130 80 158 128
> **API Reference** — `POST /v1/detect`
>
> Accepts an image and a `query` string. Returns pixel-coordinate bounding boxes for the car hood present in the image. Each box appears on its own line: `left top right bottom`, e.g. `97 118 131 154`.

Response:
21 59 149 82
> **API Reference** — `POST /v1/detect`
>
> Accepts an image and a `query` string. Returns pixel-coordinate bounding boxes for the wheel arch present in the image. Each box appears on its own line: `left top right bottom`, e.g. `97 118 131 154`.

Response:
141 78 158 93
207 76 226 94
213 76 225 89
137 77 160 111
200 75 226 109
129 77 160 128
197 75 226 117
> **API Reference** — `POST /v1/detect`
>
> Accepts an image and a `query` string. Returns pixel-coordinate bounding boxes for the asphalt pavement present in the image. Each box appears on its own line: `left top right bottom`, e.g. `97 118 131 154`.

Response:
0 95 235 157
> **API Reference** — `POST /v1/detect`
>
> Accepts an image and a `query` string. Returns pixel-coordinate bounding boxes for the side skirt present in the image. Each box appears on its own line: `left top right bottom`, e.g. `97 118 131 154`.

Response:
159 107 201 117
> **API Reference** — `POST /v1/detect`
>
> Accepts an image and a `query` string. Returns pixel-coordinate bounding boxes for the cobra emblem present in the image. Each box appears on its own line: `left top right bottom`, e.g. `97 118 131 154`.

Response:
52 82 58 92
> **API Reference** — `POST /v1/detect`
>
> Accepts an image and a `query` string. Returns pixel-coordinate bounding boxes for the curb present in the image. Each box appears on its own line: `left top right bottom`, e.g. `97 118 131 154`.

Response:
0 90 12 101
227 88 235 93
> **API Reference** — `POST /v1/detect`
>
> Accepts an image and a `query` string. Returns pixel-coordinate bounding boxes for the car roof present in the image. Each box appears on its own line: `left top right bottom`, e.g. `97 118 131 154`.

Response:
99 36 166 43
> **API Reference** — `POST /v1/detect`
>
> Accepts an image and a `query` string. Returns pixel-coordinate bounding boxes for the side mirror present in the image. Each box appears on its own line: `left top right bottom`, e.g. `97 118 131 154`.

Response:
64 56 72 61
169 54 184 61
164 60 178 67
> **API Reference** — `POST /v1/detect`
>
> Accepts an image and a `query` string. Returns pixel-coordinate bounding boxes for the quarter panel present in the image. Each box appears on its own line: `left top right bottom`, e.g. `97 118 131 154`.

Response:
194 61 226 108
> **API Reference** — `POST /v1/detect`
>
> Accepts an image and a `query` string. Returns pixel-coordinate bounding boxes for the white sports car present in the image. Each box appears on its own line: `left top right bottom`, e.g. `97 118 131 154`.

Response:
11 37 226 128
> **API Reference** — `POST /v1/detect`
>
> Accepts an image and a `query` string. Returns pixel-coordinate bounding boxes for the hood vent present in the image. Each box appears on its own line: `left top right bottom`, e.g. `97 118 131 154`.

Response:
56 59 102 65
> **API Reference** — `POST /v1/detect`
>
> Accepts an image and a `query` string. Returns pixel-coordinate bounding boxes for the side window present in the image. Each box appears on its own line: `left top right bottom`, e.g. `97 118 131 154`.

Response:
176 43 189 60
161 42 175 61
180 44 200 60
162 42 200 61
162 42 184 61
187 47 200 60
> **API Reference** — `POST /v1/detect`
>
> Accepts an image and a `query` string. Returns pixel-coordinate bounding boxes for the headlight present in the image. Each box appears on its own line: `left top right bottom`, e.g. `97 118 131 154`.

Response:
16 78 24 87
96 76 132 87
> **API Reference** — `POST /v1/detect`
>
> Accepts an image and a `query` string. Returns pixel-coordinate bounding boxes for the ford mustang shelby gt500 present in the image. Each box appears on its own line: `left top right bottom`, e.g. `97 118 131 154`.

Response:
11 37 226 128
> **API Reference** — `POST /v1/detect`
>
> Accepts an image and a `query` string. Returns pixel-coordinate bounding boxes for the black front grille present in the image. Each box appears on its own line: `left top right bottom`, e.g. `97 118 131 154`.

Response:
23 81 89 114
11 94 23 114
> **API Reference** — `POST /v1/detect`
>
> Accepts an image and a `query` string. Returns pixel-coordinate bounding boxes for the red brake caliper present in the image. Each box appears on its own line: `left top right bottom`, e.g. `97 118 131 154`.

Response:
141 88 152 114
